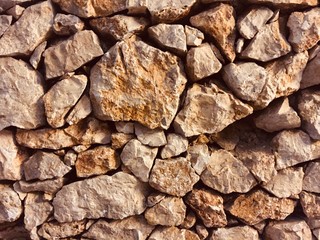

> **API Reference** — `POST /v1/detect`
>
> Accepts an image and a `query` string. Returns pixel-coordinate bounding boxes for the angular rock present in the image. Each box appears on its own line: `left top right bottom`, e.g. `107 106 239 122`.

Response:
147 192 166 207
111 133 135 149
6 5 24 19
145 196 186 226
187 144 210 175
228 190 296 225
0 57 45 130
201 150 257 194
66 95 92 126
29 41 47 69
161 134 188 159
190 4 236 62
0 0 30 13
44 30 103 79
196 225 208 240
53 13 84 36
52 0 126 18
148 24 187 55
298 89 320 140
185 25 204 47
24 151 71 181
63 150 77 166
90 36 187 130
287 8 320 52
210 226 259 240
18 178 65 194
116 122 135 134
38 220 87 239
300 191 320 219
180 211 197 229
135 123 167 147
53 172 149 222
186 43 222 81
0 15 12 37
186 189 227 228
303 161 320 193
75 146 120 178
241 21 291 62
83 216 154 240
0 1 54 56
174 83 253 137
0 185 22 223
120 139 158 182
210 124 240 151
247 0 317 8
237 7 273 39
301 52 320 89
222 62 267 101
149 158 199 197
149 227 200 240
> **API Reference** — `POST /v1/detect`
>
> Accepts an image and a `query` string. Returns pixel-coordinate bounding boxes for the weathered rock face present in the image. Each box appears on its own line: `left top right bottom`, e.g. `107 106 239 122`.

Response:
187 144 210 175
301 52 320 89
247 0 318 8
300 191 320 219
29 41 47 69
135 123 167 147
185 26 204 47
161 134 188 159
53 13 84 36
18 178 65 194
149 226 200 240
303 161 320 193
66 95 92 126
0 15 12 37
0 185 22 224
38 220 87 239
210 226 259 240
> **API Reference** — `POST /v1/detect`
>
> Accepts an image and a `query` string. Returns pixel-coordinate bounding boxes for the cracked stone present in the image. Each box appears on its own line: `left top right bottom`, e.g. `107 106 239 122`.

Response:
187 144 210 175
0 15 12 37
29 41 47 69
66 95 92 126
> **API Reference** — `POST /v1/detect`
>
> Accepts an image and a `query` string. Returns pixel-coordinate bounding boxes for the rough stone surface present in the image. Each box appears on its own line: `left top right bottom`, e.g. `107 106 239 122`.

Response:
247 0 317 8
187 144 210 175
66 95 92 126
53 172 149 222
186 189 227 228
149 158 199 197
0 57 45 131
0 185 22 224
228 190 296 225
38 220 87 239
145 196 186 226
111 133 135 149
161 134 188 159
18 178 65 194
53 13 84 36
303 161 320 193
135 123 167 147
210 226 259 240
149 226 200 240
115 122 135 134
44 30 103 79
201 150 257 194
180 211 197 229
190 4 236 62
0 1 54 56
90 36 187 130
301 52 320 89
29 41 47 69
173 83 253 137
185 25 204 47
300 191 320 219
6 5 24 19
0 15 12 37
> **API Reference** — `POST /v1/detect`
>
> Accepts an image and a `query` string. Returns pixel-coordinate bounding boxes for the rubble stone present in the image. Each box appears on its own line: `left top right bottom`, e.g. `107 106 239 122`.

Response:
66 95 92 126
135 123 167 147
0 185 22 223
38 220 87 239
303 161 320 193
149 226 200 240
300 191 320 219
29 41 47 69
301 52 320 89
161 134 188 159
53 13 84 36
111 133 135 149
210 226 259 240
18 178 65 194
0 15 12 37
185 25 204 47
187 144 210 175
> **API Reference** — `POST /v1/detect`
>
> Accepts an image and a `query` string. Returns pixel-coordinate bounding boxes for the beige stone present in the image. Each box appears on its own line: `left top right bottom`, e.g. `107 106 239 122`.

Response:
147 192 166 207
300 191 320 219
0 1 54 56
135 123 167 147
0 0 30 13
287 8 320 52
0 184 22 223
53 13 84 36
149 158 199 197
44 30 103 79
196 225 209 240
126 0 148 14
0 57 45 130
29 41 47 69
187 144 210 175
149 227 200 240
145 196 186 226
116 122 135 134
66 95 92 126
247 0 317 7
0 15 12 37
64 150 77 166
209 124 239 151
173 83 253 137
120 139 158 182
210 226 259 240
161 134 188 159
201 150 257 194
18 178 65 194
13 182 27 200
111 133 135 149
180 211 197 229
90 36 187 130
185 26 204 47
186 43 222 81
190 4 236 62
6 4 24 19
228 190 296 225
301 52 320 89
303 161 320 193
38 220 87 239
186 189 227 228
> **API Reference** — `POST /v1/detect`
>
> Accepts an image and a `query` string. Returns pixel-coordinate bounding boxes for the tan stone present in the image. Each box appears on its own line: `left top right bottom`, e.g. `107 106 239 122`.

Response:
300 191 320 219
210 226 259 240
0 0 30 13
53 13 84 36
161 134 188 159
145 196 186 226
185 26 204 47
6 4 24 19
0 1 54 56
228 190 296 225
303 161 320 193
187 144 210 175
44 30 103 79
149 158 199 197
90 36 187 130
301 52 320 89
75 146 120 178
186 189 227 228
38 220 87 239
173 83 253 137
0 184 22 224
66 95 92 126
63 150 77 166
190 4 236 62
180 211 197 229
149 227 200 240
0 15 12 37
29 41 47 69
209 124 239 151
247 0 317 7
18 178 65 194
196 225 208 240
135 123 167 147
116 121 135 134
111 133 135 149
147 192 166 207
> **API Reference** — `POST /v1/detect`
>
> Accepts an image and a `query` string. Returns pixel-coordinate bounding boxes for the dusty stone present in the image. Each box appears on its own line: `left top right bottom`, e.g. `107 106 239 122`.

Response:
209 124 239 151
241 21 291 62
0 15 12 37
185 26 204 47
222 62 267 101
265 219 312 240
0 1 54 56
111 133 135 149
0 57 45 130
53 172 149 222
247 0 317 8
90 15 149 40
90 36 187 130
287 8 320 52
254 98 301 132
272 130 314 169
6 4 24 19
64 150 77 166
0 185 22 224
298 89 320 140
236 38 245 53
210 226 259 240
196 225 208 240
145 196 186 226
29 41 47 69
149 158 199 197
66 95 92 126
186 43 222 81
201 150 257 194
303 161 320 193
186 189 227 228
228 190 296 225
187 144 210 175
116 122 135 134
18 178 65 194
301 52 320 89
237 7 273 39
24 151 71 181
16 118 111 150
52 0 126 18
300 191 320 219
180 211 197 229
161 134 188 159
174 83 253 137
149 24 187 55
75 146 120 178
135 124 167 147
38 220 87 239
44 30 103 79
53 13 84 36
120 139 158 182
149 227 200 240
83 216 154 240
147 192 166 207
190 4 236 62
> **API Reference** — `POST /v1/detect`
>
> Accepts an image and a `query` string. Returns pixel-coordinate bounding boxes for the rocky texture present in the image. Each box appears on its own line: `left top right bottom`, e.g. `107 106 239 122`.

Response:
38 220 87 239
185 26 204 47
0 15 12 37
303 161 320 193
6 5 24 19
187 144 210 175
210 226 259 240
301 52 320 89
115 122 135 134
135 123 167 147
90 36 187 130
180 211 197 229
300 191 320 219
18 178 65 194
111 133 135 149
161 134 188 159
149 226 200 240
29 41 47 69
247 0 317 8
66 95 92 125
53 13 84 36
0 184 22 223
